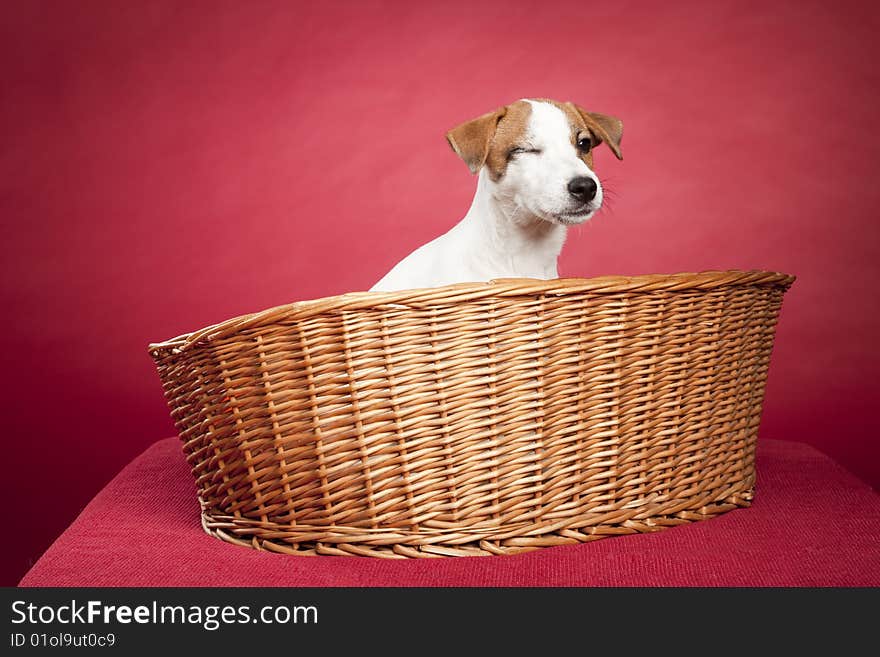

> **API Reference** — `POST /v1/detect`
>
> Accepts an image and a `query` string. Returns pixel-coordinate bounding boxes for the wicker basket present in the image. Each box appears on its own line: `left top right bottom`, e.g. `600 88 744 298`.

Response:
149 270 794 558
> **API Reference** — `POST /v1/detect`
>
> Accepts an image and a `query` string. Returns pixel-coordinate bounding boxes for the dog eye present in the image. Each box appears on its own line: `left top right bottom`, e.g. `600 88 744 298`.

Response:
577 137 592 152
507 147 541 160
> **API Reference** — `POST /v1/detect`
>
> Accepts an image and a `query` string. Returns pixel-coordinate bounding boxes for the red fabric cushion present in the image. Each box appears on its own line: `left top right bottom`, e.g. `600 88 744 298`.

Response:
19 438 880 587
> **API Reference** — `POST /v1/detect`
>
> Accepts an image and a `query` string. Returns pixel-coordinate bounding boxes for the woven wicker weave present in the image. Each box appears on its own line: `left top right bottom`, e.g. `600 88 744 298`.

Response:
149 270 794 558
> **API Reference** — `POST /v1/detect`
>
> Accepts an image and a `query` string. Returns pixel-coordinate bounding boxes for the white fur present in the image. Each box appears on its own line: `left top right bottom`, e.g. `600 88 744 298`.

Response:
371 100 603 292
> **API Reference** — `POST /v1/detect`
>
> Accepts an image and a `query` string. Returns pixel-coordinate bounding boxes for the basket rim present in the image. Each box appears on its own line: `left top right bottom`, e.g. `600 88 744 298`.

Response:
149 269 795 355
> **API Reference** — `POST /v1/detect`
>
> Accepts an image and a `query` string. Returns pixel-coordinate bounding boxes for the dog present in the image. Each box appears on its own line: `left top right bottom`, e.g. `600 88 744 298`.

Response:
370 98 623 292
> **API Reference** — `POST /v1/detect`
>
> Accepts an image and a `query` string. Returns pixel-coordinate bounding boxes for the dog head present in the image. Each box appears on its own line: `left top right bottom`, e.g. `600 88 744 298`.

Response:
446 99 623 225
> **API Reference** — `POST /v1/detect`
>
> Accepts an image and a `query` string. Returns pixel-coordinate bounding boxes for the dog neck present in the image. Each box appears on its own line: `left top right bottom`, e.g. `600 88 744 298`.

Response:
455 169 567 280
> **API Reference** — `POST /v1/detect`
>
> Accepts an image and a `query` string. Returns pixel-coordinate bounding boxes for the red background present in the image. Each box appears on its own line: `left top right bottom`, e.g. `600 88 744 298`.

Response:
2 0 878 586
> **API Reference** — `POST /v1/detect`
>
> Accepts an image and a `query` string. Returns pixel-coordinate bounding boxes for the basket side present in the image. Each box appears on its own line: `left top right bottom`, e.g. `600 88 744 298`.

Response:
148 272 793 557
149 345 228 509
151 329 330 525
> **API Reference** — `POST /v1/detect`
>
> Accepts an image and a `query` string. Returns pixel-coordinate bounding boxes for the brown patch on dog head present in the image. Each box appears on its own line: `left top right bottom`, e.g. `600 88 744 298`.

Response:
552 101 596 168
481 101 532 181
446 100 533 180
561 102 624 162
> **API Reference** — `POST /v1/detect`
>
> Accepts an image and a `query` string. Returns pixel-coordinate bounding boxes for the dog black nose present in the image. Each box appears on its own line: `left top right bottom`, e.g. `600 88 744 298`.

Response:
568 176 598 202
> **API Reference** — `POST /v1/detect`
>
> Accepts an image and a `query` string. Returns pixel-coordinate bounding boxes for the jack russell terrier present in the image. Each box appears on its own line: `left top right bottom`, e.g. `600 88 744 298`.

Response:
370 98 623 292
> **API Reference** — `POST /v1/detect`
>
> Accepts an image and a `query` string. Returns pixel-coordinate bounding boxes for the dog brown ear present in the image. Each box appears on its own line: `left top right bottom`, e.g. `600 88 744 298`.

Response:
445 107 507 174
567 103 623 160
